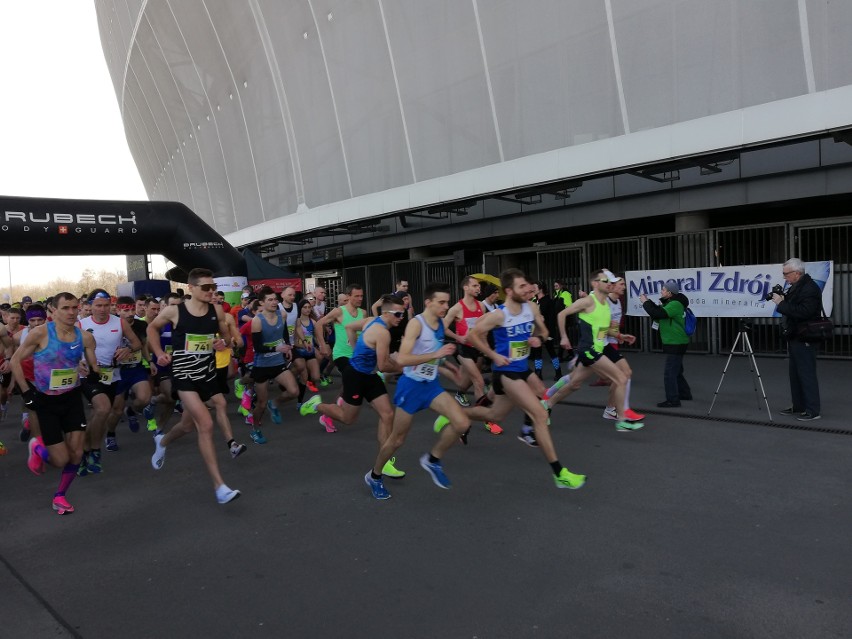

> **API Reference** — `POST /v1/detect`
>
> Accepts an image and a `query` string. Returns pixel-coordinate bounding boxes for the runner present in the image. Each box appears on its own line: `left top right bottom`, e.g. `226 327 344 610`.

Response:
315 284 364 374
545 269 643 432
601 274 644 422
15 305 48 442
146 268 240 504
11 292 100 514
366 284 468 499
300 295 406 478
0 307 21 422
434 269 586 489
79 290 142 474
292 299 323 404
144 295 179 433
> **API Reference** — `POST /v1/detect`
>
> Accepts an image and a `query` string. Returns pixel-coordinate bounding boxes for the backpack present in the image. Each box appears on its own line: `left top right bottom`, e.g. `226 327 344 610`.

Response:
684 308 697 336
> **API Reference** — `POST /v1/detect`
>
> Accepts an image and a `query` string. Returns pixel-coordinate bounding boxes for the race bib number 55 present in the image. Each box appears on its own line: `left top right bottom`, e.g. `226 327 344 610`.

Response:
49 368 78 391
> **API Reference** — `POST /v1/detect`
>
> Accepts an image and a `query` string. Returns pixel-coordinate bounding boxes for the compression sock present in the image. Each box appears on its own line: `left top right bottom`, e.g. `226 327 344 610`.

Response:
55 463 79 495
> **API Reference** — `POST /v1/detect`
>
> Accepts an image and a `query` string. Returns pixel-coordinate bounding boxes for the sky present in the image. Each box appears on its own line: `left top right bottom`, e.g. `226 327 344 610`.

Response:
0 2 168 298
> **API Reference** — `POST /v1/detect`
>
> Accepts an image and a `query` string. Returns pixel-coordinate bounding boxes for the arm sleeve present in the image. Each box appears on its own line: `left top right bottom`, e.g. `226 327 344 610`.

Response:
252 331 273 354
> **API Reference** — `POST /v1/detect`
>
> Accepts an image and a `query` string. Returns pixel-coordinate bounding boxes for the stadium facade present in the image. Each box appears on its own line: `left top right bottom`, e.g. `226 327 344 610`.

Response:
96 0 852 356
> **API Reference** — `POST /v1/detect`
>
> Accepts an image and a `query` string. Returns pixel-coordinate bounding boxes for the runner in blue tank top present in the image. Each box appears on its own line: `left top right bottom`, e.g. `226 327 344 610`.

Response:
300 294 407 479
11 292 101 515
365 283 469 499
435 269 586 490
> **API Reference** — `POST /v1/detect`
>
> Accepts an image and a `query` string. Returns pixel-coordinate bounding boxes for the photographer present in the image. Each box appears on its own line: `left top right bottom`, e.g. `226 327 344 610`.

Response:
772 258 822 421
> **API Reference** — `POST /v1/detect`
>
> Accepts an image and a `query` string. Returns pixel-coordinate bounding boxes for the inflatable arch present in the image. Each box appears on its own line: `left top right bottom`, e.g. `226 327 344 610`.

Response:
0 195 245 279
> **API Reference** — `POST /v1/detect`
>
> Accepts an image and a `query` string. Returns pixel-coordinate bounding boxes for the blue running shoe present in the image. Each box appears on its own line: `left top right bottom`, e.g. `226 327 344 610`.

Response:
250 429 267 445
419 453 451 489
126 407 139 433
267 400 282 424
364 472 391 500
88 450 103 474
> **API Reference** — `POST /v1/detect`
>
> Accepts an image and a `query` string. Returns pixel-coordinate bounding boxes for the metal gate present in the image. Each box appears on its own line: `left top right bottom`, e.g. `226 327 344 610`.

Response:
366 263 393 307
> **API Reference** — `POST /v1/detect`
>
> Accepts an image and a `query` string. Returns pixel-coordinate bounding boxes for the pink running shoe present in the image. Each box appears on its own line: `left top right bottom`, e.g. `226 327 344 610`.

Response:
52 495 74 515
240 389 253 412
624 408 645 421
27 437 46 476
245 414 254 426
319 415 337 433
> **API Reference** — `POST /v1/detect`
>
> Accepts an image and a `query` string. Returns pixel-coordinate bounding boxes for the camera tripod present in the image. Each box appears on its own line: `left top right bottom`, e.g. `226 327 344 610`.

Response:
708 319 772 420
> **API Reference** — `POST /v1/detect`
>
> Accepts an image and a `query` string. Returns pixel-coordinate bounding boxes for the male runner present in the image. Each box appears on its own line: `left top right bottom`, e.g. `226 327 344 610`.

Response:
315 284 365 373
366 284 468 499
11 292 100 514
301 295 406 479
601 274 644 422
546 270 643 432
147 269 240 504
435 269 586 489
144 295 178 432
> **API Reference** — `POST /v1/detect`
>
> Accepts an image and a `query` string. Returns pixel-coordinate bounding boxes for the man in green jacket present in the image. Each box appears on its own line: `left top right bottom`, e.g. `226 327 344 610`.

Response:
640 280 691 407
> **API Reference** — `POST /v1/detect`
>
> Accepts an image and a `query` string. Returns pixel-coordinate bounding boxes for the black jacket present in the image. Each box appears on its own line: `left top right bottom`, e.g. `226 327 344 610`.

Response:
776 273 822 341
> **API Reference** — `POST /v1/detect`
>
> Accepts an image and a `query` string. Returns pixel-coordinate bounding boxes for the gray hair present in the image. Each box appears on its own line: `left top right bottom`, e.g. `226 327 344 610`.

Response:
784 258 806 274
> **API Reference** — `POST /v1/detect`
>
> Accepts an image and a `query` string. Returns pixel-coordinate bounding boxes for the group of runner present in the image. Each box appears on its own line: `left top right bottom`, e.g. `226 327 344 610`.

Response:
1 264 645 511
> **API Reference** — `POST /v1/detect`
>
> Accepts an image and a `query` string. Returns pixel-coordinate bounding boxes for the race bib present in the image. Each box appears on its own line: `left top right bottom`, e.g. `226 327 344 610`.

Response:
595 329 607 344
49 368 78 391
263 339 283 354
99 367 114 384
509 340 530 360
411 359 439 381
464 317 478 328
125 350 143 364
165 345 173 354
185 333 214 353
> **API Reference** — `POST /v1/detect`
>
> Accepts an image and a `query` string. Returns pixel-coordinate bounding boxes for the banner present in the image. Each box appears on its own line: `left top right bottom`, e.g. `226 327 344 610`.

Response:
625 261 833 317
249 278 302 293
214 276 248 306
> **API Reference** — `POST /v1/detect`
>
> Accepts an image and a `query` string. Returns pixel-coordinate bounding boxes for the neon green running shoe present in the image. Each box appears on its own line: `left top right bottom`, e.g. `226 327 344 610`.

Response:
554 468 586 490
237 405 250 417
234 378 245 400
382 457 406 478
300 395 322 416
146 418 158 432
433 415 450 433
615 420 644 432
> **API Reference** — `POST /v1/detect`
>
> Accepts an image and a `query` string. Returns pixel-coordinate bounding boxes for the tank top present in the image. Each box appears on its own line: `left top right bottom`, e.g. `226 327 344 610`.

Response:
606 296 622 346
333 306 365 360
80 314 123 383
253 310 286 368
119 318 146 369
492 302 535 373
172 302 219 381
403 315 445 382
578 294 611 354
454 298 483 339
349 317 385 374
34 323 83 395
295 318 315 355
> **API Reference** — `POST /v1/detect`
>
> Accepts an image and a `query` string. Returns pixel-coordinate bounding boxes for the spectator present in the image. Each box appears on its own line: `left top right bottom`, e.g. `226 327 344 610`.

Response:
640 280 691 408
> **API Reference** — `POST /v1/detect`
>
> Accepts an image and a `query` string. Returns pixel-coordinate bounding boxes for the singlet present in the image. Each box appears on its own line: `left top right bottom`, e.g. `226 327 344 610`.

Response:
577 294 611 354
80 314 123 383
349 317 385 374
606 296 623 346
34 323 83 395
239 320 254 364
333 306 365 360
492 302 535 373
403 315 445 382
454 298 484 339
294 318 315 355
172 302 219 381
254 310 286 368
279 303 298 345
119 318 147 368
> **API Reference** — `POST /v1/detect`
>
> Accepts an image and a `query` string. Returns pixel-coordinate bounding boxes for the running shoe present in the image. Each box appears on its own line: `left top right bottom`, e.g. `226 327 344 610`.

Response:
27 437 45 476
306 380 319 392
87 450 102 474
19 416 30 442
615 420 644 432
52 495 75 515
319 376 331 387
624 408 645 421
151 434 166 469
237 404 250 417
602 406 618 420
300 395 322 416
245 415 254 426
554 468 586 490
249 429 267 444
230 442 247 459
454 392 470 407
419 454 451 489
143 402 158 431
484 422 503 435
240 389 254 411
319 415 336 433
267 400 282 424
382 457 405 478
364 472 391 500
517 429 538 448
105 436 119 452
125 407 139 433
234 378 245 399
77 456 89 477
433 415 450 433
215 484 241 504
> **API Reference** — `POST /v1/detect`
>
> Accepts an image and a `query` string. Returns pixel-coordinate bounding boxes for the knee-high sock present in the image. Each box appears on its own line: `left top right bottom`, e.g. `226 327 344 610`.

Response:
55 463 79 496
624 379 631 410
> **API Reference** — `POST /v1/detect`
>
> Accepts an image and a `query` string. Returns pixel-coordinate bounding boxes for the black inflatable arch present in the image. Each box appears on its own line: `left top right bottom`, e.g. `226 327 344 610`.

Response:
0 195 245 280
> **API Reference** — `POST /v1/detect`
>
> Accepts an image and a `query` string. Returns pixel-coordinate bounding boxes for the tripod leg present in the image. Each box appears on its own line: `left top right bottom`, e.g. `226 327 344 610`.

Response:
742 333 773 421
708 331 743 415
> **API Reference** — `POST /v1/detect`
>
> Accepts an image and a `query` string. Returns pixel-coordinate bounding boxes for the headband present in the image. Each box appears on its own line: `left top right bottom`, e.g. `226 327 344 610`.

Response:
26 308 47 322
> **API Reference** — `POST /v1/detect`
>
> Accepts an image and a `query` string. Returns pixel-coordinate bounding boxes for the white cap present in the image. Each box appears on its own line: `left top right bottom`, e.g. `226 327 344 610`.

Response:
602 269 622 283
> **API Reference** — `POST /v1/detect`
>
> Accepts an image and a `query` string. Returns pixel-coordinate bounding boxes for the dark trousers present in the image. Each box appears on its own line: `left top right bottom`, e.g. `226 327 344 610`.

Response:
663 346 691 402
788 339 820 415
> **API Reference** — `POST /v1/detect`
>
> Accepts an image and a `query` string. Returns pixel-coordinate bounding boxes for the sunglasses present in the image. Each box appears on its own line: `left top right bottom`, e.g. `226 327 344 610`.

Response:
389 311 406 319
196 283 218 292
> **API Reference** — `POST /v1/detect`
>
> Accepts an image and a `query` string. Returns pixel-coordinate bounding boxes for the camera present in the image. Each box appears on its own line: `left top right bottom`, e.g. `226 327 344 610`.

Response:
764 284 784 301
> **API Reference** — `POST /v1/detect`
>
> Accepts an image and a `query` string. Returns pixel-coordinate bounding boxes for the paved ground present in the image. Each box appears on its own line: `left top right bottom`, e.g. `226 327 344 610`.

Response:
1 353 850 638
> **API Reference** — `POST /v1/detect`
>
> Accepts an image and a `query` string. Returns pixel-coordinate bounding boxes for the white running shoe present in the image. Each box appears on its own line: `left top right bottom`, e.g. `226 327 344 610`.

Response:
602 406 618 420
151 433 166 470
216 484 241 504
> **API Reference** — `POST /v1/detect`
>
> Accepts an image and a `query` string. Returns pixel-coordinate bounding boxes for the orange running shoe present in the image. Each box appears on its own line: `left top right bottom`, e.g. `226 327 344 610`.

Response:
484 422 503 435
